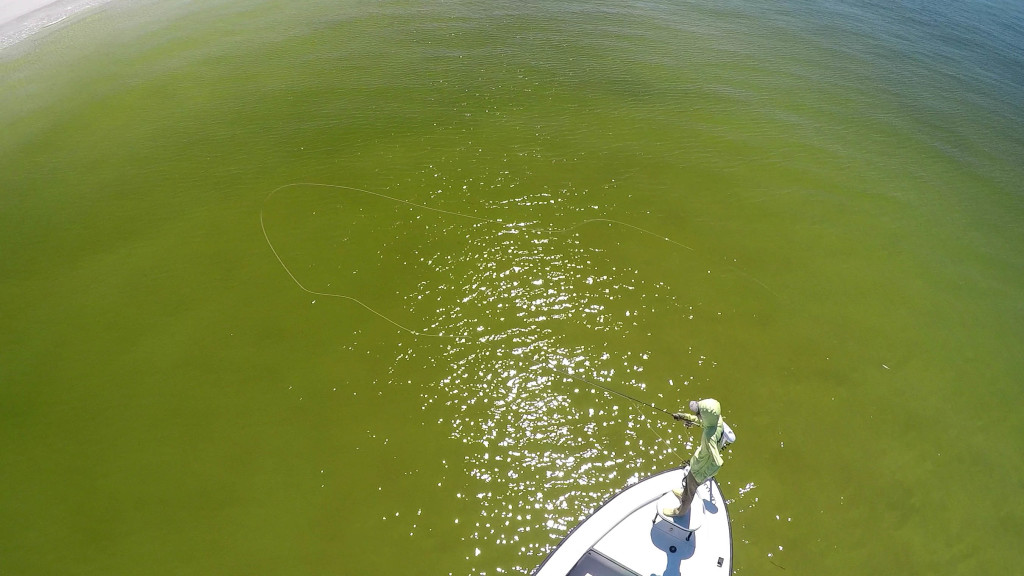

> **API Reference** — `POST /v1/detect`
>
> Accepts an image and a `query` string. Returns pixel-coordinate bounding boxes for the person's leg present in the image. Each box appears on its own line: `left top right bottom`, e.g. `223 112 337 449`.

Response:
678 469 700 512
663 469 700 516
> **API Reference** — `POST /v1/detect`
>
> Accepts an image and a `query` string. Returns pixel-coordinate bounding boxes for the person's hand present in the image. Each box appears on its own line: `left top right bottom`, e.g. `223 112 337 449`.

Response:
672 413 685 421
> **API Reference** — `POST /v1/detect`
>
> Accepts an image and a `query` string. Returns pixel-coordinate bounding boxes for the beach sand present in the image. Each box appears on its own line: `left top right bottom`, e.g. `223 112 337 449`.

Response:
0 0 113 49
0 0 64 24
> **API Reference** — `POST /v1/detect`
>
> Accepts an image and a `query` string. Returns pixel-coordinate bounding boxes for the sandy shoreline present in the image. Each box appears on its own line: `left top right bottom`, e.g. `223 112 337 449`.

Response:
0 0 113 49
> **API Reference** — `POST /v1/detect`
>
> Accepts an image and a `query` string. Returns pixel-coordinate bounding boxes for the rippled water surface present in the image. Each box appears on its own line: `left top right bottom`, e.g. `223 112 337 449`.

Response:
2 0 1022 574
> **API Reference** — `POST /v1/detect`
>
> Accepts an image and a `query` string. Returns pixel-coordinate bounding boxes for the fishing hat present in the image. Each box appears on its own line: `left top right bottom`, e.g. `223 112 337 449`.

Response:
689 400 699 414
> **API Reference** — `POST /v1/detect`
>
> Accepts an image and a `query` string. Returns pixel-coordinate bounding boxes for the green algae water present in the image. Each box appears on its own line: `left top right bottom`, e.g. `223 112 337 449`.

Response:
2 0 1023 573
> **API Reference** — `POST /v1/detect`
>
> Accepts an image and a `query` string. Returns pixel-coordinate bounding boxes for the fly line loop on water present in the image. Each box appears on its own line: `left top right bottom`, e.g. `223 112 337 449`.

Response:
260 182 705 339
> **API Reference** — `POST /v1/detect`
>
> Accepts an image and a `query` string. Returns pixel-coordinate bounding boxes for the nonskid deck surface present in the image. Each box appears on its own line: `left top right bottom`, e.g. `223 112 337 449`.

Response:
535 467 732 576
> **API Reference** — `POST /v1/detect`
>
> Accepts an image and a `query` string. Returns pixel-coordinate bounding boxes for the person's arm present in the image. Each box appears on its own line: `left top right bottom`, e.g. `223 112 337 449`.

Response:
696 399 721 429
672 412 700 426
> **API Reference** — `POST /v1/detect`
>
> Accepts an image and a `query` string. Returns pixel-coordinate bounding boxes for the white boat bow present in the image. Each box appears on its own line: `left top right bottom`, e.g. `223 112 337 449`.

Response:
533 466 732 576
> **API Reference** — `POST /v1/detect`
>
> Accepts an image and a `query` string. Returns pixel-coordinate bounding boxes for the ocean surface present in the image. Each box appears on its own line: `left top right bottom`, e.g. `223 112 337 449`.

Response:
2 0 1022 574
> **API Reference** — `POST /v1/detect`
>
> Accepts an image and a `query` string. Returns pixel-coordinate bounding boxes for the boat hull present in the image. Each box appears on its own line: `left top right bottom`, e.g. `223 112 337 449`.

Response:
533 467 732 576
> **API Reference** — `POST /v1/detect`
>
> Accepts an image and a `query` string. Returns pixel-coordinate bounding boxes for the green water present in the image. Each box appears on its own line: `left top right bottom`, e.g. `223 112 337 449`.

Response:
2 0 1022 574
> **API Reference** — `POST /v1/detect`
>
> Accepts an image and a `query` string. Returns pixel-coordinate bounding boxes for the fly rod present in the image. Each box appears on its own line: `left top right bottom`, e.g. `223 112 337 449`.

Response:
549 366 674 417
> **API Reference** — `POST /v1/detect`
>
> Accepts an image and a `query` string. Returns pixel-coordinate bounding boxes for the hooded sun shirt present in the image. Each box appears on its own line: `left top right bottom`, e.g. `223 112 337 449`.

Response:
689 398 725 483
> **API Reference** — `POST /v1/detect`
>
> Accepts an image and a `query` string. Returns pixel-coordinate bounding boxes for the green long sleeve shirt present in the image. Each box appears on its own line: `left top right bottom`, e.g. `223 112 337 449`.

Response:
684 398 725 483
